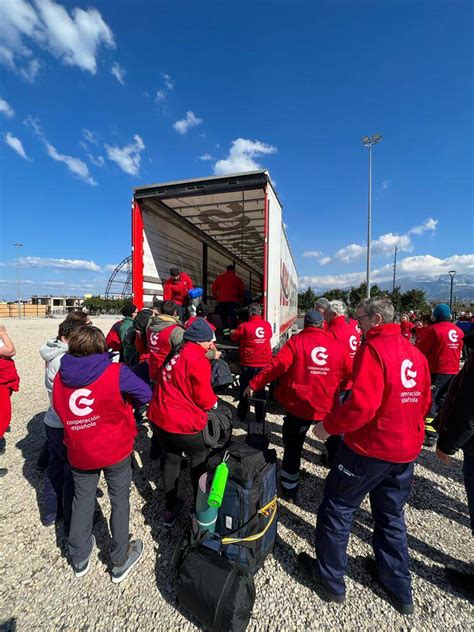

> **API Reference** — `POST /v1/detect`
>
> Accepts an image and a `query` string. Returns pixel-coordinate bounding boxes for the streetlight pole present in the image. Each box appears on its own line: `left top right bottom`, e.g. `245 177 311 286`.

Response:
13 243 23 318
448 270 456 313
362 133 382 299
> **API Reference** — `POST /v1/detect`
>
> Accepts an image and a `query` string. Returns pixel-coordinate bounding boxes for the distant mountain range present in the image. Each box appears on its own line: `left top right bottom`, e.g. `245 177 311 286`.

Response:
377 274 474 302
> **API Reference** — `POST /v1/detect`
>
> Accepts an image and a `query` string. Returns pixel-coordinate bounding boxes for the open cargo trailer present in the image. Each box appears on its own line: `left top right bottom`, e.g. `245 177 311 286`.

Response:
132 170 298 348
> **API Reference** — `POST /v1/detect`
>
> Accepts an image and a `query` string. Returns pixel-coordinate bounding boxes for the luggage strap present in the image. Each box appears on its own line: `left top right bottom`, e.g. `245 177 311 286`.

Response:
221 497 277 545
214 565 240 630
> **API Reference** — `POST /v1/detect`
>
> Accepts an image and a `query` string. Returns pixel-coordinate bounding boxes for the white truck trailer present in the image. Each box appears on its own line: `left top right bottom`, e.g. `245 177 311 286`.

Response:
132 170 298 348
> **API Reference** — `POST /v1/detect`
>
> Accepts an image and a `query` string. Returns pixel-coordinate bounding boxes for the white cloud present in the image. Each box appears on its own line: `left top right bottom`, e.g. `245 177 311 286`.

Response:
173 111 202 135
0 97 15 118
381 179 391 190
111 61 125 84
87 153 104 167
19 256 101 271
155 89 166 103
214 138 277 176
320 256 332 265
25 116 96 185
0 0 115 80
162 73 174 90
199 153 213 161
303 250 324 259
105 134 145 176
299 253 474 289
105 263 119 271
4 132 29 159
408 218 438 235
82 128 99 145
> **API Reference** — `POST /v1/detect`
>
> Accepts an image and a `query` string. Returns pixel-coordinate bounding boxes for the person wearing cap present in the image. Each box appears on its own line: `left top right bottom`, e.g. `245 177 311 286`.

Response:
302 298 431 614
147 318 218 527
321 300 362 467
244 309 351 502
417 303 464 446
163 268 193 320
230 303 273 425
212 264 245 336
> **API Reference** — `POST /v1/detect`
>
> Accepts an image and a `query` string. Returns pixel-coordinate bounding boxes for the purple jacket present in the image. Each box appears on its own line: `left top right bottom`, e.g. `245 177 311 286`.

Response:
59 353 152 408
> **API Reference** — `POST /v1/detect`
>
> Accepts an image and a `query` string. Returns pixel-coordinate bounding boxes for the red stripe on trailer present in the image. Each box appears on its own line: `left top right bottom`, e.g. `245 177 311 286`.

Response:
132 200 144 309
263 186 268 321
280 315 297 334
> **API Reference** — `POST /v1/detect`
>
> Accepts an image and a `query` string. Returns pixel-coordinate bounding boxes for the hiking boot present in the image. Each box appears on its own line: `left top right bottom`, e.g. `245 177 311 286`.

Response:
297 552 345 603
164 498 185 528
0 468 7 477
364 557 414 615
424 433 437 448
111 539 144 584
72 535 96 578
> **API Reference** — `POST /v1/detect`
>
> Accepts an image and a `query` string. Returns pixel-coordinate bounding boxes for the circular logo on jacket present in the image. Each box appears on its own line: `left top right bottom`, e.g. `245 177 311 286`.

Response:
255 326 265 339
149 332 159 346
448 329 459 343
311 346 328 366
401 359 417 389
349 335 358 351
69 388 95 417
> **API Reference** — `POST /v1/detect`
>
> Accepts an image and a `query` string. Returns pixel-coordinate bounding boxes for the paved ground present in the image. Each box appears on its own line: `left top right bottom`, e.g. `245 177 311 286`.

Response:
1 317 472 631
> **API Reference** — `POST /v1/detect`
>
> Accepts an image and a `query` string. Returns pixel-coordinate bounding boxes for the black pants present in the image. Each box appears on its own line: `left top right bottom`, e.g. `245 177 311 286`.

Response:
218 302 239 330
316 443 414 603
238 366 267 423
44 425 74 530
157 428 209 510
428 373 454 419
69 456 132 567
281 414 314 491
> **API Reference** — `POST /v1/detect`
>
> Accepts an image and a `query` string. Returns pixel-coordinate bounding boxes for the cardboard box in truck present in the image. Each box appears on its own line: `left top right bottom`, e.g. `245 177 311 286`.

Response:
132 170 298 348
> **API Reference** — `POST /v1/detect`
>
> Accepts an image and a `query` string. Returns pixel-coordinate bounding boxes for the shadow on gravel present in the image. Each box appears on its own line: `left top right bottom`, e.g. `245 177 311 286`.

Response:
417 445 464 484
15 413 48 525
409 474 470 529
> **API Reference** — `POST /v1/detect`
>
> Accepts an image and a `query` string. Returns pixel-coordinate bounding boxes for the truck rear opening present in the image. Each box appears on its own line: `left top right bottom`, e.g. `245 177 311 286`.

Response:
132 170 298 347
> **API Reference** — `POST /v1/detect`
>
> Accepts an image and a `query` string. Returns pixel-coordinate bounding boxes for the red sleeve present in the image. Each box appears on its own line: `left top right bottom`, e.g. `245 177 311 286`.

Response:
190 358 217 410
183 273 193 288
163 280 172 301
416 326 434 357
340 346 353 391
230 323 244 342
421 355 432 417
249 339 295 391
211 278 219 298
323 344 384 435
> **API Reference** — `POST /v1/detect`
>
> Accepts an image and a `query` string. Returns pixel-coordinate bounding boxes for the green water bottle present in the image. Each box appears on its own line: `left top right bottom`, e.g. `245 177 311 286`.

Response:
207 462 229 508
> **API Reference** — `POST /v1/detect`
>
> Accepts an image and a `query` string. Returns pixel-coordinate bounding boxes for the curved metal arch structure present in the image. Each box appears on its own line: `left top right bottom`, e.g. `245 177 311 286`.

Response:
105 256 132 299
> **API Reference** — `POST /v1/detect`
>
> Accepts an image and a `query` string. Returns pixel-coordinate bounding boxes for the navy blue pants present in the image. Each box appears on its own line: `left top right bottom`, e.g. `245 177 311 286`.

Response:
315 442 414 603
463 452 474 535
43 425 74 530
238 366 267 423
428 373 454 419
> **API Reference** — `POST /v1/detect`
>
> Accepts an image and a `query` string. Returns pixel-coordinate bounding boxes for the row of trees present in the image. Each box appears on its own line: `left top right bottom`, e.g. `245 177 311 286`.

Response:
298 282 429 315
82 296 131 315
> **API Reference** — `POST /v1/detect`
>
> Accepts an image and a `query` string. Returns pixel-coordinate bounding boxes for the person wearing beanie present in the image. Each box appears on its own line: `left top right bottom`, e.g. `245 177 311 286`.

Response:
244 309 351 502
417 303 464 446
162 267 193 320
147 318 217 527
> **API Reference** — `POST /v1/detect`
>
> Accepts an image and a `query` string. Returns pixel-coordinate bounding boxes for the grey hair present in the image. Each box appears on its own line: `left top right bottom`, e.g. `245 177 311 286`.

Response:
248 302 262 316
358 297 395 324
328 300 347 317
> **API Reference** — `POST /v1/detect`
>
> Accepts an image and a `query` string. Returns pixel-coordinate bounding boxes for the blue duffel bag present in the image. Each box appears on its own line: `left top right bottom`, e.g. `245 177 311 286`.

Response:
188 287 204 299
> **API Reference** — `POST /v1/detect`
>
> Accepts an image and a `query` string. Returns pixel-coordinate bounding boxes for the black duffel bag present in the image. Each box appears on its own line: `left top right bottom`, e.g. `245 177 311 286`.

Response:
174 537 255 632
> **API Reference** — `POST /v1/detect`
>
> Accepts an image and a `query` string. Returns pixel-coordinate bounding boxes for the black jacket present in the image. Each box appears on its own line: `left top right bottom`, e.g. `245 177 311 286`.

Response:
435 354 474 456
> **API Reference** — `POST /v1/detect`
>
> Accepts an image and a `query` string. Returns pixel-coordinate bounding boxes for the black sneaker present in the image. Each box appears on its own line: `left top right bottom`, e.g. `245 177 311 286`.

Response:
72 535 96 578
0 468 7 477
164 498 185 528
111 539 144 584
297 552 345 603
364 557 414 615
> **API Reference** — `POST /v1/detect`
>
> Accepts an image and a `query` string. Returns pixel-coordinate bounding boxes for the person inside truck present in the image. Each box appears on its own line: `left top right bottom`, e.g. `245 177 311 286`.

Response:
163 268 193 320
211 264 245 336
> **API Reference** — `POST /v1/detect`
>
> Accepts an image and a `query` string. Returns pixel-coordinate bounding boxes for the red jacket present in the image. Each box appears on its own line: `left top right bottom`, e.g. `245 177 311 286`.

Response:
148 342 217 434
417 321 464 375
230 315 273 367
212 270 245 304
323 324 431 463
249 327 352 421
163 272 193 305
0 357 20 392
327 315 361 389
185 316 216 332
400 321 415 340
105 321 122 353
147 323 181 382
53 363 136 470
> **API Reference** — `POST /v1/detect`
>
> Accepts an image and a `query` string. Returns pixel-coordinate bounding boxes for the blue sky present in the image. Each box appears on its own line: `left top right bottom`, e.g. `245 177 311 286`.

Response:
0 0 473 301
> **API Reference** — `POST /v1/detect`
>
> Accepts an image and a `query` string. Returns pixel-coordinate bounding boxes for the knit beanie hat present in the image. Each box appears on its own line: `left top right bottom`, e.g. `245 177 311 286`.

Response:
121 303 137 318
183 318 215 342
315 297 330 310
433 303 451 321
304 309 324 327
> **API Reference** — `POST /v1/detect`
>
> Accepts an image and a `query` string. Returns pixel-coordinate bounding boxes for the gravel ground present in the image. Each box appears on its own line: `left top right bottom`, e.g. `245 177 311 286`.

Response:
1 318 472 631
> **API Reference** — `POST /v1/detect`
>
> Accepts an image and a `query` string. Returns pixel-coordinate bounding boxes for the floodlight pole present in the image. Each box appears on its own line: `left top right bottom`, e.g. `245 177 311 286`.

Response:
13 243 23 318
362 134 382 299
448 270 456 313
